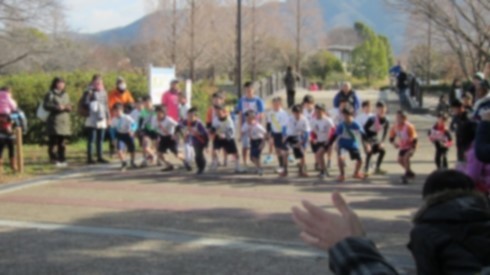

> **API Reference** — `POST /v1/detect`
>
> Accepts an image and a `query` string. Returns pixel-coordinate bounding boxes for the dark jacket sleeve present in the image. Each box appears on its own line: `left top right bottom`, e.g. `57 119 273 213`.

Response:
475 121 490 163
329 237 399 275
43 92 59 113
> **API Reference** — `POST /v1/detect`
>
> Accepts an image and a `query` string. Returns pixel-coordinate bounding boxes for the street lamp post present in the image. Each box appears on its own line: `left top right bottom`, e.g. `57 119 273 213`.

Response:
236 0 243 98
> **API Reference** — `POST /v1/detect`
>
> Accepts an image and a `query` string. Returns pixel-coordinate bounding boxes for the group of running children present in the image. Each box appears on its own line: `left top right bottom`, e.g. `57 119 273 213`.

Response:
107 82 423 183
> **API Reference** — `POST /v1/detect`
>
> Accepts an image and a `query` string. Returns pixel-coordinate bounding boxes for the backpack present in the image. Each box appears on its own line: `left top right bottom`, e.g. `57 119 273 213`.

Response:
78 90 92 117
37 92 53 122
10 110 27 135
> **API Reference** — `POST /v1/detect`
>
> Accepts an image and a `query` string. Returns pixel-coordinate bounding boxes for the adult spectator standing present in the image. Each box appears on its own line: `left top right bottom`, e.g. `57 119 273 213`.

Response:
396 66 410 109
236 82 265 168
43 77 72 167
284 66 301 108
108 77 135 156
0 86 18 173
82 74 110 164
449 78 464 103
333 82 360 114
161 80 181 122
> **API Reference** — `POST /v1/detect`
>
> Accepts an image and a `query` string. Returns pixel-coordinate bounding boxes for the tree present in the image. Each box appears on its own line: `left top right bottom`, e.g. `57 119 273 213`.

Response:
303 50 344 81
387 0 490 77
0 0 65 72
350 22 392 83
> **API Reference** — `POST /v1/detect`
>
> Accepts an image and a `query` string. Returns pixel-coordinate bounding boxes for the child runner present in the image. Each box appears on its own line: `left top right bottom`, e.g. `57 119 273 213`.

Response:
181 107 209 175
356 100 374 129
329 98 348 125
311 103 336 179
302 95 317 168
266 97 289 174
241 110 267 176
211 105 242 173
236 82 265 168
363 102 390 176
207 92 226 170
178 93 189 122
281 105 310 178
139 96 159 167
389 110 418 184
428 113 453 170
450 99 476 168
152 106 191 172
328 107 367 182
110 103 137 171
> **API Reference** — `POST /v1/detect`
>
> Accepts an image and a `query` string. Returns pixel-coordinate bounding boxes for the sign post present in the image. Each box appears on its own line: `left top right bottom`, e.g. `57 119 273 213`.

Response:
15 127 23 174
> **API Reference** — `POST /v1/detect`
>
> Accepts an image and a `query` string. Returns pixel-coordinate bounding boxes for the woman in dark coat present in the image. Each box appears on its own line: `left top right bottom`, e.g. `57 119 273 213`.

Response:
43 77 72 166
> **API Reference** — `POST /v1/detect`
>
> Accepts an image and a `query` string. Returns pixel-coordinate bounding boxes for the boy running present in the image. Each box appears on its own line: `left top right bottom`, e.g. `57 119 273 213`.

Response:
211 105 242 173
311 103 336 179
236 82 265 168
110 103 137 171
428 113 453 170
266 97 289 173
241 110 267 176
389 110 418 184
328 108 367 182
281 105 310 178
139 96 159 167
152 106 190 172
363 102 390 176
356 101 374 128
180 107 209 175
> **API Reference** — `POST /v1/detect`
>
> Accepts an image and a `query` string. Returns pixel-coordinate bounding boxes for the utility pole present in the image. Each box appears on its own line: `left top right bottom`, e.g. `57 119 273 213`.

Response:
295 0 301 72
251 0 257 82
427 14 432 87
189 0 196 81
171 0 177 67
236 0 243 98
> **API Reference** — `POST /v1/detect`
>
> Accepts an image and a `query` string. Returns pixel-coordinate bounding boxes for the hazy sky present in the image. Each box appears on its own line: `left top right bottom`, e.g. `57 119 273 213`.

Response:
63 0 147 33
63 0 285 33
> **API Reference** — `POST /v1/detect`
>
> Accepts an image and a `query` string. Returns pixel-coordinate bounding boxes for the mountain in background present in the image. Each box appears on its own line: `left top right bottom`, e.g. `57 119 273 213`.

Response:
81 0 407 54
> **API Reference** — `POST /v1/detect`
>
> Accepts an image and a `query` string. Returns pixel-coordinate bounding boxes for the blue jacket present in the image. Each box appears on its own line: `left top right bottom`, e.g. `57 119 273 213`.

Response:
333 91 360 113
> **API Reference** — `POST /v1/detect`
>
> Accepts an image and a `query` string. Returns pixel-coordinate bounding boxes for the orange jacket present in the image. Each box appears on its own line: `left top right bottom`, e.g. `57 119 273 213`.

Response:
108 89 135 111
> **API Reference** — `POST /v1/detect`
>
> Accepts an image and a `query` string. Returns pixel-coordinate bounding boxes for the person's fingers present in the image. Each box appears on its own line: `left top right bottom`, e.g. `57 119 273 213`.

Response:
291 206 316 229
332 192 351 217
302 200 330 220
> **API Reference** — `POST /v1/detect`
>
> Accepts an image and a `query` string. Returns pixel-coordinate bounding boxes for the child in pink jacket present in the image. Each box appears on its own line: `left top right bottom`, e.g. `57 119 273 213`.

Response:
0 87 17 115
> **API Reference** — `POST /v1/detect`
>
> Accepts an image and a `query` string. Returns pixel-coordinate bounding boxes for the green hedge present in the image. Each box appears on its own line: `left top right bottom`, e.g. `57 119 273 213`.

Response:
0 71 213 144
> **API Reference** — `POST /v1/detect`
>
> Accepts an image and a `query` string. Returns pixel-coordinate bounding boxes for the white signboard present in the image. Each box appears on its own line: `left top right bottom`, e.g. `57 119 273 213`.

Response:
148 65 176 106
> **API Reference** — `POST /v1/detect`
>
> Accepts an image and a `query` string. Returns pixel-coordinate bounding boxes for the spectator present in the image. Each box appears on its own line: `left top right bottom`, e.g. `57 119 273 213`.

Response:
108 77 135 157
468 72 484 102
396 66 410 109
450 99 476 168
292 170 490 275
83 74 110 164
473 80 490 120
284 66 301 108
161 80 181 122
475 110 490 164
43 77 72 167
449 77 464 103
435 94 450 115
0 86 18 173
462 92 474 113
333 82 360 114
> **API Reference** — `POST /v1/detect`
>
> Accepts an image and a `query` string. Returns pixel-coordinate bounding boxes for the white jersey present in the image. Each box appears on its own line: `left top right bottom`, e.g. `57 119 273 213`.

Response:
266 109 289 134
241 122 266 140
129 109 141 124
311 116 335 142
356 112 374 128
328 108 344 125
286 115 311 138
151 116 178 136
303 108 315 125
111 114 135 134
212 116 236 140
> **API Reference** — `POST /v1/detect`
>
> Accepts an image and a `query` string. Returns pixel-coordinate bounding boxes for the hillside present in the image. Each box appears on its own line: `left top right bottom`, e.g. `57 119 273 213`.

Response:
81 0 407 54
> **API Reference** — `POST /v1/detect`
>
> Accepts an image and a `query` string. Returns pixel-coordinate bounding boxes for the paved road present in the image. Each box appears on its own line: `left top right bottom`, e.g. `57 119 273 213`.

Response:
0 90 447 275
